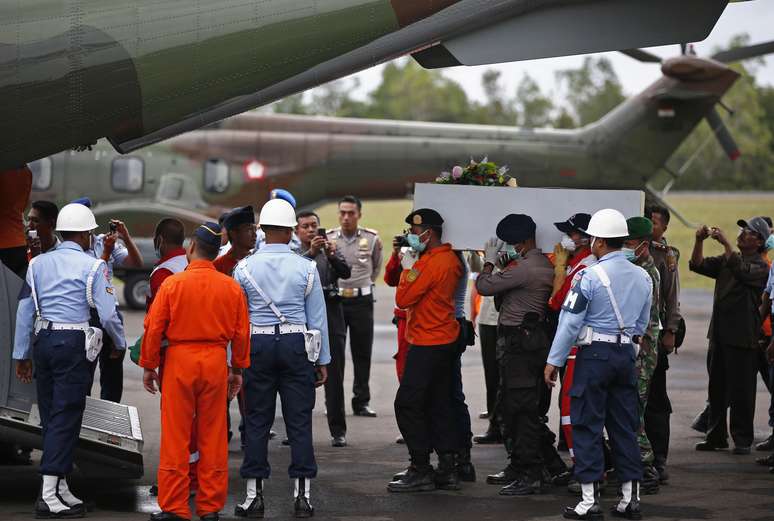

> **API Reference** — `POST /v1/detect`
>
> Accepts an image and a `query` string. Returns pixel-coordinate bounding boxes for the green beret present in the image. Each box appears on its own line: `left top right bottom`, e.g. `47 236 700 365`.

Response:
627 216 653 240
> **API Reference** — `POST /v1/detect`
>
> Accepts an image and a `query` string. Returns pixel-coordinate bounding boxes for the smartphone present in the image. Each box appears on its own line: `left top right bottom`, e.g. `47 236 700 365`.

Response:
317 227 327 238
28 230 37 240
109 221 118 233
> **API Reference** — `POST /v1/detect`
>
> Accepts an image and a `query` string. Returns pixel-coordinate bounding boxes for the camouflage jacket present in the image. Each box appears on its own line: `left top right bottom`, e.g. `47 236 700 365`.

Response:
637 254 662 342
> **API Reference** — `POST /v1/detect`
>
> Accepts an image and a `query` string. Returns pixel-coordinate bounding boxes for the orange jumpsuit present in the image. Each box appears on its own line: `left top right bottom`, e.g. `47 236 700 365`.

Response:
141 260 250 519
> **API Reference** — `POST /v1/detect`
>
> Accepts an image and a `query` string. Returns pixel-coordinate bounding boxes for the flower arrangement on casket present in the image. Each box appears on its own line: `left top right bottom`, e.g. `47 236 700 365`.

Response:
434 157 518 187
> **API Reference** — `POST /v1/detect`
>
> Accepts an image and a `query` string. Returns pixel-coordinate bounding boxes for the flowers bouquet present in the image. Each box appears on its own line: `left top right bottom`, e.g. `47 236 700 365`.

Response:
435 157 517 187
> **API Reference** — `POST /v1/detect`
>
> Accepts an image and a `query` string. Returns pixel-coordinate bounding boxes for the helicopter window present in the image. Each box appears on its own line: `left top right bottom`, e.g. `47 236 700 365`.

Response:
111 157 144 193
29 158 52 191
204 159 229 193
159 178 184 201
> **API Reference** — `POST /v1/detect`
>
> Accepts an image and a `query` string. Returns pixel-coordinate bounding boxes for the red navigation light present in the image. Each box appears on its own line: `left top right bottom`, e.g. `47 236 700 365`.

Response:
243 160 266 181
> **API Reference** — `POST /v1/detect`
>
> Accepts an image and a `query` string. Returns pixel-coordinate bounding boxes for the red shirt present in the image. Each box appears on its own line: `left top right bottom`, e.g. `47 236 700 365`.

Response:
213 248 239 276
548 247 594 311
148 247 187 310
385 252 407 318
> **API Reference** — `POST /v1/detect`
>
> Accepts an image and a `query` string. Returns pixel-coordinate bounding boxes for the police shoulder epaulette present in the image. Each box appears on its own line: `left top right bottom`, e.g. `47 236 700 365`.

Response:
361 227 379 235
327 227 340 235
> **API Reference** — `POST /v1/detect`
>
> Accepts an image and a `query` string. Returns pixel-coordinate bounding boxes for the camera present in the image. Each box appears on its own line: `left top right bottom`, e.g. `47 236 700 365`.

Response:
394 234 409 248
109 221 118 233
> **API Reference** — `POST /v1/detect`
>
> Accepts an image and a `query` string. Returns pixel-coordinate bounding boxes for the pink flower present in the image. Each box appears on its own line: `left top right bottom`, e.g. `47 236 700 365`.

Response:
451 166 463 179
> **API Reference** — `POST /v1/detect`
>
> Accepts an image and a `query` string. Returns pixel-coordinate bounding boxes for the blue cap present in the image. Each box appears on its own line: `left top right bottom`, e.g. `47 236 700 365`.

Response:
71 197 92 208
194 221 223 249
270 189 296 209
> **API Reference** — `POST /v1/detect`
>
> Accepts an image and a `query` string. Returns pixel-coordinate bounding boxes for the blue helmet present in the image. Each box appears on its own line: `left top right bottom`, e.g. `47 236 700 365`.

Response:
270 188 296 209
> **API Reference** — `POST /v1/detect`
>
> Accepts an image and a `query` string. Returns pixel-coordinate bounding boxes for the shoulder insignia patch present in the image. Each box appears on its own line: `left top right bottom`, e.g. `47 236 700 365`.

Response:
561 287 588 314
362 227 379 235
406 269 420 283
569 270 584 289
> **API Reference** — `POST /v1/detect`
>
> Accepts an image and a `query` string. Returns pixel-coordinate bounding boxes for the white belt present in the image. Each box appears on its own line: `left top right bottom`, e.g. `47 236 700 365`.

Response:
36 320 90 332
592 332 631 344
338 286 372 298
251 323 307 335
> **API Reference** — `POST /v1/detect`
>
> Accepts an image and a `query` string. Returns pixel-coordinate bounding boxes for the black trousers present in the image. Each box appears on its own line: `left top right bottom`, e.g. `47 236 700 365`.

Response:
0 246 27 278
705 342 759 448
452 343 472 450
645 347 672 461
395 344 457 463
323 298 347 438
479 324 499 431
88 308 125 403
341 295 374 410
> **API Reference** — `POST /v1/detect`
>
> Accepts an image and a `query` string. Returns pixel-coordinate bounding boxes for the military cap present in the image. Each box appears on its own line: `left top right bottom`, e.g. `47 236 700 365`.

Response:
496 214 536 244
270 188 296 209
737 216 771 240
554 213 591 234
223 205 255 231
405 208 444 227
627 216 653 240
194 221 223 249
71 197 92 208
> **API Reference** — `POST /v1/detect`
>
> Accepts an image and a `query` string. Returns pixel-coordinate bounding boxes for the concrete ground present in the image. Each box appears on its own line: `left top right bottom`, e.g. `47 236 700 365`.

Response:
1 286 773 520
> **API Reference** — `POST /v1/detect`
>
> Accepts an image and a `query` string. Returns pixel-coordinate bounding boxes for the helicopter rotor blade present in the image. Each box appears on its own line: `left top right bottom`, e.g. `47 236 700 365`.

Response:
711 40 774 63
620 49 662 63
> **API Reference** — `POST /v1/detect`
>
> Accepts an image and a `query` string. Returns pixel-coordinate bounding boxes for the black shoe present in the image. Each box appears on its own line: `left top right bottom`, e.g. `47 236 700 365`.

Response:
395 436 405 444
551 470 573 487
331 436 347 448
611 504 642 520
563 506 603 520
200 514 219 521
733 445 751 455
235 495 264 518
353 406 377 417
473 431 502 445
435 453 460 490
387 465 436 493
149 513 189 521
499 478 543 496
281 438 290 446
756 453 774 466
695 440 728 451
756 433 774 451
487 466 519 485
691 408 709 433
35 504 85 519
392 467 410 482
293 496 314 518
479 411 490 419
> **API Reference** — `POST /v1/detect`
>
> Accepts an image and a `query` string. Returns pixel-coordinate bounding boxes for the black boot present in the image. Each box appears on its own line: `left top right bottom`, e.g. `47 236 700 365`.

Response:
499 470 543 496
756 431 774 451
487 464 519 485
387 464 436 493
611 481 642 520
434 453 461 490
473 430 502 444
35 475 84 519
456 449 476 482
641 464 660 495
293 478 314 518
235 479 264 518
563 482 603 520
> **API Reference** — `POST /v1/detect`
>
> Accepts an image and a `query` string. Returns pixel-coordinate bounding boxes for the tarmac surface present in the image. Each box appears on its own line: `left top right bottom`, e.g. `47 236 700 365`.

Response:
2 285 774 520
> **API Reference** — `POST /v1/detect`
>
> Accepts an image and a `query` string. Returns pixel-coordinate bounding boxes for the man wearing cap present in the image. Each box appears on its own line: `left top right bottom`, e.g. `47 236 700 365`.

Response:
388 208 462 493
214 206 257 276
623 217 662 495
255 189 302 252
234 199 329 518
328 195 383 417
544 209 651 520
475 214 554 496
690 217 769 454
13 203 126 518
142 222 250 521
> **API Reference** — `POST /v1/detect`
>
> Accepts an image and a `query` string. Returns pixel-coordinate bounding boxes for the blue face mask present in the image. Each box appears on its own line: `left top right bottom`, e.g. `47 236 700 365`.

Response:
622 247 637 262
406 231 429 252
505 245 521 261
766 234 774 251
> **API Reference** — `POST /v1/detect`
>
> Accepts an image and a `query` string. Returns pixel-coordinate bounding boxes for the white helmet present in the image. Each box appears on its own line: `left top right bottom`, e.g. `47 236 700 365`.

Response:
56 203 98 232
584 208 629 238
258 199 297 228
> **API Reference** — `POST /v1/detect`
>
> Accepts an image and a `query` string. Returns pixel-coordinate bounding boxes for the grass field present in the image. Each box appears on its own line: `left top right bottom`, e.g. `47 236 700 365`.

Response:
313 193 774 290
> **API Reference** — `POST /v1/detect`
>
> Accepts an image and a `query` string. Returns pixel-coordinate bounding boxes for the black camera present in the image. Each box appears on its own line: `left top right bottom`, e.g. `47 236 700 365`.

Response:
394 234 409 248
109 221 118 233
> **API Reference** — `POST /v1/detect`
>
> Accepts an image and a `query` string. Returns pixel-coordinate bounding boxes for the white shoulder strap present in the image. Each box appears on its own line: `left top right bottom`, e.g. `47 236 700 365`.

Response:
27 258 40 318
304 260 316 297
238 263 288 323
86 259 105 309
591 264 626 332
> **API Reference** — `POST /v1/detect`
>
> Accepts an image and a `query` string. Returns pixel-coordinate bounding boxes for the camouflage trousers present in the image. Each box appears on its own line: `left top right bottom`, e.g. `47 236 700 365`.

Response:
635 337 658 464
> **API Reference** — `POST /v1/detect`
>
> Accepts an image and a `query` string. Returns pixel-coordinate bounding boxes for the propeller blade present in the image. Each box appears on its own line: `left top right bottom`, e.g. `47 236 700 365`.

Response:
711 40 774 63
620 49 662 63
680 43 687 56
706 108 740 160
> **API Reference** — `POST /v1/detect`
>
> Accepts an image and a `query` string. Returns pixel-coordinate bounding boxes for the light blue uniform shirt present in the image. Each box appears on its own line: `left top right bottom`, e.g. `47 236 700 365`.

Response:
13 241 127 360
766 263 774 314
86 234 129 280
234 243 331 365
547 251 652 367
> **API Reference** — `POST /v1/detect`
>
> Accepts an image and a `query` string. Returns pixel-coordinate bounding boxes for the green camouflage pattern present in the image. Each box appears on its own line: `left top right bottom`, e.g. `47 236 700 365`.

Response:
635 254 661 464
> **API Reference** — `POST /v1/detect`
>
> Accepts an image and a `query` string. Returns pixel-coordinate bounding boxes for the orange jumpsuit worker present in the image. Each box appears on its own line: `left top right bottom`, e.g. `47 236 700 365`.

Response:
141 222 250 521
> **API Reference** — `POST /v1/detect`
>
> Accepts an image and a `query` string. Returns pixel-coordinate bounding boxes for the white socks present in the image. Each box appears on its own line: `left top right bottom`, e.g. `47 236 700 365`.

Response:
239 478 262 510
574 482 597 515
40 475 70 513
57 477 83 507
294 478 311 499
616 480 640 511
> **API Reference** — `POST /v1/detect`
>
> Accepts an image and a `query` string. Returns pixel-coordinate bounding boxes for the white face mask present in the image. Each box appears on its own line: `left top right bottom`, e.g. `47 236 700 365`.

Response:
560 235 577 252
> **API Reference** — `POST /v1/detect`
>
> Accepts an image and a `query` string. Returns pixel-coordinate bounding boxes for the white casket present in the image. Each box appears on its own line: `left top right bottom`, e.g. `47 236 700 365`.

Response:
412 184 645 252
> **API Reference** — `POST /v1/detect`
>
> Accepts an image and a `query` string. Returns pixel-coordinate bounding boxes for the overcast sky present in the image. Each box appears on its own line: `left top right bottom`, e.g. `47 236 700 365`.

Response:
345 1 774 104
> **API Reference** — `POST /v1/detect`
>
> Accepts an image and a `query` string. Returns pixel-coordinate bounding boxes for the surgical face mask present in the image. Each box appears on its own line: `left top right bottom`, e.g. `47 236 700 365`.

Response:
560 235 577 252
406 230 429 252
622 247 637 262
766 234 774 251
505 244 522 261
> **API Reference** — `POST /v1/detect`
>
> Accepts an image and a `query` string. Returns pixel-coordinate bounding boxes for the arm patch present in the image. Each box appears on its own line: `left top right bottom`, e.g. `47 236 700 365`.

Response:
561 288 588 314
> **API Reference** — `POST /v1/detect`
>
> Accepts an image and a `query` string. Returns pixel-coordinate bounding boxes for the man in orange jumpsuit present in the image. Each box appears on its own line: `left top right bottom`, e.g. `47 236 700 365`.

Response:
141 222 250 521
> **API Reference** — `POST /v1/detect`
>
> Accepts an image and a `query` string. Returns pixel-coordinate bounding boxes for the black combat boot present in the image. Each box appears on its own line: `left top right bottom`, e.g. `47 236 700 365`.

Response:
456 449 476 482
611 481 642 520
434 452 461 490
235 478 264 518
499 468 543 496
487 464 520 485
563 482 603 520
387 464 436 493
293 478 314 518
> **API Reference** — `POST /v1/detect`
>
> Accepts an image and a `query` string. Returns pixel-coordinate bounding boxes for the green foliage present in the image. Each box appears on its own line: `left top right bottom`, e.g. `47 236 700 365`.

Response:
555 57 625 126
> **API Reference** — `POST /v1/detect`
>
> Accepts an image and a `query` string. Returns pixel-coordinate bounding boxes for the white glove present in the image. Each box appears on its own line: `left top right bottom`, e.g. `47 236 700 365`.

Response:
401 248 419 270
484 237 503 265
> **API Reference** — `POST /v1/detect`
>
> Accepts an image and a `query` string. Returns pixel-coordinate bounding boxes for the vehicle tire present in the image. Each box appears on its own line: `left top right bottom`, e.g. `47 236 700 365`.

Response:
123 273 150 310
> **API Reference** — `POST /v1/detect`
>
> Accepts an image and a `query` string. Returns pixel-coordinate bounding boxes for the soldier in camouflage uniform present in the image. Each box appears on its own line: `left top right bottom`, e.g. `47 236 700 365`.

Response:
624 217 662 495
